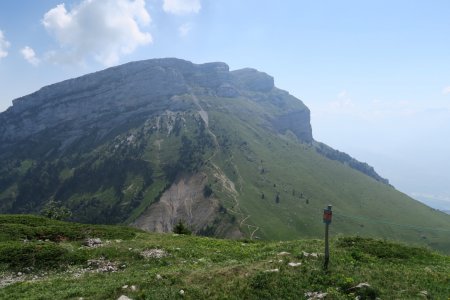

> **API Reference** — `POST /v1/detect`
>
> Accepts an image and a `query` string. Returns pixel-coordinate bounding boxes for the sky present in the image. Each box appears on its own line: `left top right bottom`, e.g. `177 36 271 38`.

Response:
0 0 449 211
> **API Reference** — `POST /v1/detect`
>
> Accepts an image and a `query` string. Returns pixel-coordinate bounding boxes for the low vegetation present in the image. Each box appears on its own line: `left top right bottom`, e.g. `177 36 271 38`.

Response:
0 215 448 299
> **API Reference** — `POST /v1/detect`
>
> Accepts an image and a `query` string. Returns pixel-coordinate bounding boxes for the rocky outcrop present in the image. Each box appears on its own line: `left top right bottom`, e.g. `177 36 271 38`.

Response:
314 141 390 184
216 83 240 98
273 110 313 143
132 173 222 234
231 68 274 92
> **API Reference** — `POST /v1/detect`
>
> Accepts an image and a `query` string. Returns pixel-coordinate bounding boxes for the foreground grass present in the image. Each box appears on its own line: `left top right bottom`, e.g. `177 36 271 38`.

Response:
0 215 449 299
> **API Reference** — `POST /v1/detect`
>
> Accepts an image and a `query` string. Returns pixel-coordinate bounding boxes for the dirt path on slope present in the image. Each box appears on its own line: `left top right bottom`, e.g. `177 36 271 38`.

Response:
190 93 260 239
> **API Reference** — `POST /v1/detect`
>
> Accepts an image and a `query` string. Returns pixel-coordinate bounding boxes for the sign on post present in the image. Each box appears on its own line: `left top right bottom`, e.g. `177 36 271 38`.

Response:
323 205 332 270
323 206 332 224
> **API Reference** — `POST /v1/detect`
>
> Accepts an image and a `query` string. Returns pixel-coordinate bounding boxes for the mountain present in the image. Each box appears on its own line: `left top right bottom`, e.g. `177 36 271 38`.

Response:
0 58 449 252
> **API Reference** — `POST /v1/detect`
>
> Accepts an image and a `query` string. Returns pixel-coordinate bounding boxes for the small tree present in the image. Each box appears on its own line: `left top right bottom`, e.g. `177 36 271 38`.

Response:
173 220 192 235
203 184 213 198
40 200 72 221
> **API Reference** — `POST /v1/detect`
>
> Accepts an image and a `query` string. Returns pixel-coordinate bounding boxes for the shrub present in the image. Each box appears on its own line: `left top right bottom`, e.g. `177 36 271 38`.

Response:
0 242 87 269
173 220 192 235
40 200 72 221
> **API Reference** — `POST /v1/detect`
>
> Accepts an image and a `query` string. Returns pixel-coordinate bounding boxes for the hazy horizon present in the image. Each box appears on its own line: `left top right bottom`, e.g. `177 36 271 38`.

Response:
1 0 449 211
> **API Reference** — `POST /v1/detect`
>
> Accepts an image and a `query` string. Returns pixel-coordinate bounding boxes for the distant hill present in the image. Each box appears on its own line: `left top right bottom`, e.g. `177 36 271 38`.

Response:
0 58 449 251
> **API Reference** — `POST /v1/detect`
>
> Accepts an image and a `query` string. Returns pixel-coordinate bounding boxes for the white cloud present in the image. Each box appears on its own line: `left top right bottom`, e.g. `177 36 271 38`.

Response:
21 46 40 66
442 86 450 95
329 98 354 110
329 89 354 110
163 0 201 15
178 23 193 37
0 30 11 59
42 0 152 66
337 89 348 99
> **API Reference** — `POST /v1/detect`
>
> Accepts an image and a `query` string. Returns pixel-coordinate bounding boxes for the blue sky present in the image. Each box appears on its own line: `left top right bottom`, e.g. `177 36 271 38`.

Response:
1 0 449 210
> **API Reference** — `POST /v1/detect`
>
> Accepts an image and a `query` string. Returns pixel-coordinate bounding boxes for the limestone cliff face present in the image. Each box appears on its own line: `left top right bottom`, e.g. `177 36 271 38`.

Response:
231 68 274 92
0 58 314 159
273 110 313 143
0 59 228 153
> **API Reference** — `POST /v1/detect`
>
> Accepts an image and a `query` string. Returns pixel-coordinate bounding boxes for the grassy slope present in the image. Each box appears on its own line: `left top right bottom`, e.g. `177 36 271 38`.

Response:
206 96 450 252
0 215 448 299
1 88 449 253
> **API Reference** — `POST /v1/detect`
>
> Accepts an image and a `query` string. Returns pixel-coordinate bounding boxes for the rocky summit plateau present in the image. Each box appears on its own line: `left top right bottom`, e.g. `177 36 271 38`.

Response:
0 58 449 252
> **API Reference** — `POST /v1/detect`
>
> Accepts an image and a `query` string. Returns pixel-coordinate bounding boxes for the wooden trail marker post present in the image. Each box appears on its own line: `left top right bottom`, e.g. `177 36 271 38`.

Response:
323 205 332 270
